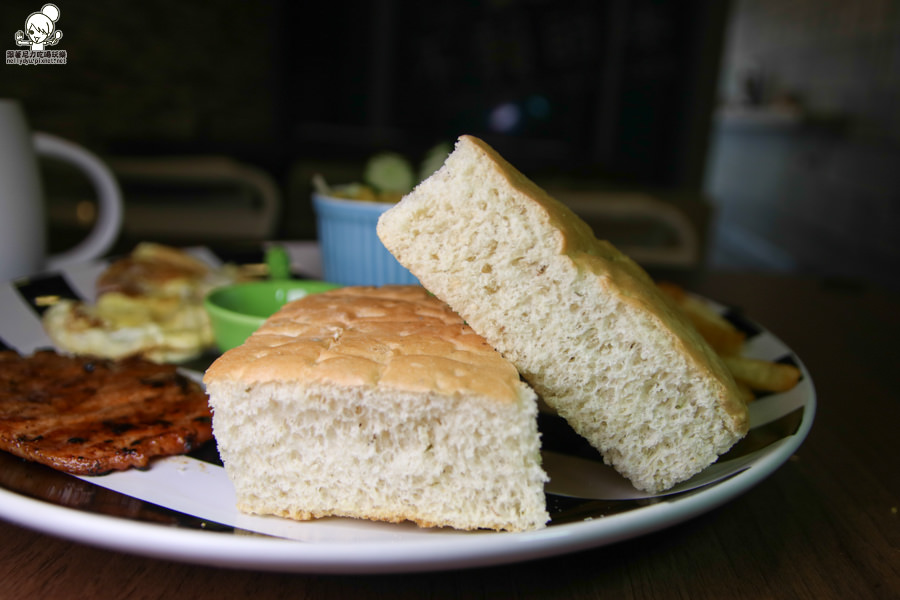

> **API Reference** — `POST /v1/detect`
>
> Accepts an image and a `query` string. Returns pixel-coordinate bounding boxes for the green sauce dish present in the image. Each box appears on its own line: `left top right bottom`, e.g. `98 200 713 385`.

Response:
205 279 341 352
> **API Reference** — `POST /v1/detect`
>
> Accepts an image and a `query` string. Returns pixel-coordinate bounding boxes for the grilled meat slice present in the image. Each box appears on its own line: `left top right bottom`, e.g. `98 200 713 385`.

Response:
0 350 213 475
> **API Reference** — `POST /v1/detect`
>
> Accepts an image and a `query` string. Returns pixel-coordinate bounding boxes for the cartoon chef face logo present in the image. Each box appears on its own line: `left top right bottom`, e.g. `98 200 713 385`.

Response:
15 4 63 51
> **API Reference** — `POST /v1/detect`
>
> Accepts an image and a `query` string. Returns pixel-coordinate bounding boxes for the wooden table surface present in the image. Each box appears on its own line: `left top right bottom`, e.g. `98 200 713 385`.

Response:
2 270 898 599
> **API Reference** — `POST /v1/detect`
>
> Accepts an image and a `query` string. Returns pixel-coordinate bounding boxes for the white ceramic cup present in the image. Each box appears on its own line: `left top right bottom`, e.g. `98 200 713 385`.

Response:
0 99 123 281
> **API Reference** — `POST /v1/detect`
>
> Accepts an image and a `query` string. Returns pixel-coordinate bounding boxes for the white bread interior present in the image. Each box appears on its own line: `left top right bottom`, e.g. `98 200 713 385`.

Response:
377 135 749 493
204 285 549 532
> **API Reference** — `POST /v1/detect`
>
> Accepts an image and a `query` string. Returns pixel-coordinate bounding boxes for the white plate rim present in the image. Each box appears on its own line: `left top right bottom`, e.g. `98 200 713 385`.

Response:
0 253 816 574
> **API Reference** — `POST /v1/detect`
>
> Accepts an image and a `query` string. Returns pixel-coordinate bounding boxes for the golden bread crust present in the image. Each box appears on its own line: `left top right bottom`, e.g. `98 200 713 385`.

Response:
204 285 523 403
429 135 748 431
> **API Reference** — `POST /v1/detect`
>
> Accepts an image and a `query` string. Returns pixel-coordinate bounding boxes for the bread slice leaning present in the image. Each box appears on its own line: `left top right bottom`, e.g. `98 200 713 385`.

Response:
204 285 549 532
377 135 749 493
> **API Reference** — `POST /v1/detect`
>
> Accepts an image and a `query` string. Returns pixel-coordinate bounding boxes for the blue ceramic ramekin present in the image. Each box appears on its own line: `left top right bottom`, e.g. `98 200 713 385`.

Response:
312 193 419 286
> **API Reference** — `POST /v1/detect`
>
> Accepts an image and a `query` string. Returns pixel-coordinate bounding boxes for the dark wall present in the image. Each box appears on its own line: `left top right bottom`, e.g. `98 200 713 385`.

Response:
3 1 282 163
3 0 729 190
285 0 730 187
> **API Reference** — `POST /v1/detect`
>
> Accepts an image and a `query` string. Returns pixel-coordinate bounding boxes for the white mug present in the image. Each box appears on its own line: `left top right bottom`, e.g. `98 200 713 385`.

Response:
0 99 123 281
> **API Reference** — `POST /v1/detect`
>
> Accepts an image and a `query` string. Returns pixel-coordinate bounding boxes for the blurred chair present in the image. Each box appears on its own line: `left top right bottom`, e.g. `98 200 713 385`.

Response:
546 188 704 269
107 156 280 243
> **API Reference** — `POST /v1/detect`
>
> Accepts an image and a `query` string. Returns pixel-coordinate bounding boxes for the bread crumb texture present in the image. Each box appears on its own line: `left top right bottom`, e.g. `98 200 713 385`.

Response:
205 285 549 531
378 135 749 493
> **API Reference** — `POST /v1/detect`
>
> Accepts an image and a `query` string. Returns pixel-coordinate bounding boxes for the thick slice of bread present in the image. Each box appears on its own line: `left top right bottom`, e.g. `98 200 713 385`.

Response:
377 135 749 493
204 285 549 532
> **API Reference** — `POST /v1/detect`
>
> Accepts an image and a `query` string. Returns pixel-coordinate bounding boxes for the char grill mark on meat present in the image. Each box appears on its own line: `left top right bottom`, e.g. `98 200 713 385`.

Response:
0 350 213 475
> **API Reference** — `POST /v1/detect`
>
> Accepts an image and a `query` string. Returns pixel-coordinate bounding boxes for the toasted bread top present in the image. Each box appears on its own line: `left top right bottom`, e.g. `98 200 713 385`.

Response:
204 285 524 404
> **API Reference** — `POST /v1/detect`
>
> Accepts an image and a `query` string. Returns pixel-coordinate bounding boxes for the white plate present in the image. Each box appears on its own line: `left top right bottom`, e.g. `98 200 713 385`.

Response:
0 254 815 574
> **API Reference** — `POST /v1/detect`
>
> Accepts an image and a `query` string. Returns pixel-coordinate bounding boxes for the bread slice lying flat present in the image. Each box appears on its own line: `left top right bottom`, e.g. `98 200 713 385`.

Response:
204 285 549 532
377 135 749 493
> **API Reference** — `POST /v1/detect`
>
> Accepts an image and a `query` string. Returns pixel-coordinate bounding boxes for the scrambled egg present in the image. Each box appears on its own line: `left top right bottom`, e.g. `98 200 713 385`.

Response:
43 243 242 363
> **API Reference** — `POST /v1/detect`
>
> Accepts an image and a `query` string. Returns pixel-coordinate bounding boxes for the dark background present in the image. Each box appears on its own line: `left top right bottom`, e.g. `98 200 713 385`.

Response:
2 0 898 290
3 1 723 182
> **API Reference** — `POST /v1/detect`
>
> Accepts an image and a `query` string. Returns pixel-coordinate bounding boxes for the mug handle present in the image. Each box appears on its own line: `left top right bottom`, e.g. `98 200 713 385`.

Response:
32 132 124 269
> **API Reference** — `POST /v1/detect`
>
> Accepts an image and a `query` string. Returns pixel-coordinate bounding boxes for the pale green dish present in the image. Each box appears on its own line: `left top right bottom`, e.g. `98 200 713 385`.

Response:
205 279 341 352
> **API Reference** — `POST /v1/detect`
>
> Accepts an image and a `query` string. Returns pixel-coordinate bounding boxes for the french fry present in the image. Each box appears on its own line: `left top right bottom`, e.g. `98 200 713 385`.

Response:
657 282 746 355
657 282 801 396
734 380 757 405
656 281 687 303
721 355 802 393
